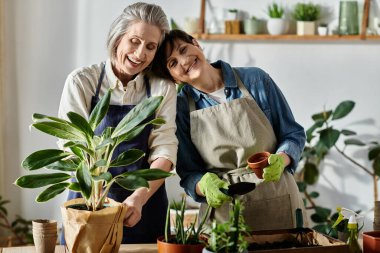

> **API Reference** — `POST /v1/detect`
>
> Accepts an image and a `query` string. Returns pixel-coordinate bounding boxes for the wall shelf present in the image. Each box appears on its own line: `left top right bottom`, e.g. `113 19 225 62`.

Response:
192 34 380 42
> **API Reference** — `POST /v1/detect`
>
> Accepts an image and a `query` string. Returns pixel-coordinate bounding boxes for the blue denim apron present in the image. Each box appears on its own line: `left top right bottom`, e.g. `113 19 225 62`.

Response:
66 66 168 243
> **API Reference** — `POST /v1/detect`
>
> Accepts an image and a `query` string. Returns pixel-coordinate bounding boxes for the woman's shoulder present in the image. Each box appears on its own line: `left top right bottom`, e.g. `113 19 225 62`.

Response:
66 62 105 84
234 66 269 81
147 73 176 95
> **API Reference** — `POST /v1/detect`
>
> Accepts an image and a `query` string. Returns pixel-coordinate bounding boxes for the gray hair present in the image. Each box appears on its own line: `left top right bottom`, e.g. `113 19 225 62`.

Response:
106 2 169 65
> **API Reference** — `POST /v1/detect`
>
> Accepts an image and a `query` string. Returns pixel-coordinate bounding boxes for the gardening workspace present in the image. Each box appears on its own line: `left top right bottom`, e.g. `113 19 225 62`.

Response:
1 0 380 252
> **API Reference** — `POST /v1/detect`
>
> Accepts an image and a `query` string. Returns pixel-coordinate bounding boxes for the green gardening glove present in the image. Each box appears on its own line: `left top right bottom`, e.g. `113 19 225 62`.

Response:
263 154 285 182
198 172 232 208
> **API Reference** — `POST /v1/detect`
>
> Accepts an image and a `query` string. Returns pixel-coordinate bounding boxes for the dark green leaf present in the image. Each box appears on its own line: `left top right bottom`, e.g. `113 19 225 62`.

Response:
112 96 163 138
117 118 166 144
22 149 71 170
94 159 107 167
46 159 78 172
304 162 319 185
309 191 320 198
32 113 69 124
67 112 94 138
373 157 380 177
69 146 85 160
110 149 145 167
76 162 92 199
120 168 173 181
93 172 112 182
341 129 356 136
315 141 329 158
344 138 365 146
15 173 71 188
297 181 306 192
96 138 114 150
332 101 355 120
313 224 330 234
311 213 326 223
319 128 340 149
369 146 380 160
311 110 332 122
306 121 324 143
36 183 70 202
88 89 111 130
116 175 149 191
315 206 331 220
33 122 86 141
68 182 81 192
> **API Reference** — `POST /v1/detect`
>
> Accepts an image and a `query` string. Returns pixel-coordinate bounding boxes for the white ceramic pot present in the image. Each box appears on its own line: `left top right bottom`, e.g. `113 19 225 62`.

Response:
317 26 328 36
266 18 289 35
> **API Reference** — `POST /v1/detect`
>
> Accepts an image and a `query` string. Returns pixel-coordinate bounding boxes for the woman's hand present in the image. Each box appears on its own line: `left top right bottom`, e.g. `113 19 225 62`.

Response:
122 194 145 227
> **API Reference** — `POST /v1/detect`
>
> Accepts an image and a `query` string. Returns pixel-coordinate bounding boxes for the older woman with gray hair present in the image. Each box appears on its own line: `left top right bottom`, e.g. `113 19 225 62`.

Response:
58 2 177 243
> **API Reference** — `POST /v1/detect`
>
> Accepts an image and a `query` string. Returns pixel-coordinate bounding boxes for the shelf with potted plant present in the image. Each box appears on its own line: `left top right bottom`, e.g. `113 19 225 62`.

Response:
195 0 380 42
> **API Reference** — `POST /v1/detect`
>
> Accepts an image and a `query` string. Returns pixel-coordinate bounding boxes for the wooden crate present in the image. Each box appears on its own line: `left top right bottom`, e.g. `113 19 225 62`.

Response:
246 228 349 253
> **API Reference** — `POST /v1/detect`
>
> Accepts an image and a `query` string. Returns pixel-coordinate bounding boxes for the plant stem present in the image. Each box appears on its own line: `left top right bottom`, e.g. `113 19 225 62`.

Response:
304 190 317 209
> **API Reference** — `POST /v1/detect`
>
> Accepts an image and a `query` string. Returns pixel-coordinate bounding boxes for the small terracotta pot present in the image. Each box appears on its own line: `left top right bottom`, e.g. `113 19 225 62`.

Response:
363 231 380 253
247 152 270 179
157 235 204 253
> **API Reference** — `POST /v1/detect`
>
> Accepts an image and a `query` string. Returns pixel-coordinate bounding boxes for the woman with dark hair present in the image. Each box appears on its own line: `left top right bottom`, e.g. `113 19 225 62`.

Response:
58 3 177 243
153 29 307 231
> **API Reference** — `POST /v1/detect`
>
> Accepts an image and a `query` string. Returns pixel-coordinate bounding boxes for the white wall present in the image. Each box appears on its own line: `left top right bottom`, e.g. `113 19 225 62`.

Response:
3 0 380 233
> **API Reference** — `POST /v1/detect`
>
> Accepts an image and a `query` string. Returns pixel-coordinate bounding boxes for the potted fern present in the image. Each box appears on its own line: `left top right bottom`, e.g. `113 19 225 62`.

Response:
157 196 210 253
292 2 321 35
14 88 172 253
266 2 289 35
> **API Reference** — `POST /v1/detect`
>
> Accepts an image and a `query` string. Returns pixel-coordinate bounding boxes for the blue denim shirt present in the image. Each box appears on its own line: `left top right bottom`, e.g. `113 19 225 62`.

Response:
176 60 305 203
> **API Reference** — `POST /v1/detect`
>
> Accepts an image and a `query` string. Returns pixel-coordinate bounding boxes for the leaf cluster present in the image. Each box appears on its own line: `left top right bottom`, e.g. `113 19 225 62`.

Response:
267 3 285 18
292 2 320 21
164 196 210 245
297 100 380 238
207 200 250 253
14 89 172 211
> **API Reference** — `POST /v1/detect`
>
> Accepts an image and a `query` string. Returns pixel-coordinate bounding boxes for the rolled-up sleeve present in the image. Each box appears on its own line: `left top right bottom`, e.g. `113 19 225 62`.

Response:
148 78 179 166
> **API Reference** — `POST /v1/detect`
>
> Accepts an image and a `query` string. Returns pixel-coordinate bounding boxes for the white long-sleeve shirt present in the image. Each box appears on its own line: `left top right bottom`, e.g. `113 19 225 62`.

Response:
58 59 178 166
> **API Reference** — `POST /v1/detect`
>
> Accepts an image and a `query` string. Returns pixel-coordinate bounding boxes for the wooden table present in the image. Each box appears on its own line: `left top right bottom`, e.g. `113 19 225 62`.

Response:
0 244 158 253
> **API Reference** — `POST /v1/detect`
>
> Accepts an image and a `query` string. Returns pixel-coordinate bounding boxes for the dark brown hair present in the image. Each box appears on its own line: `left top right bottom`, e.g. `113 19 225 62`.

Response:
152 29 195 82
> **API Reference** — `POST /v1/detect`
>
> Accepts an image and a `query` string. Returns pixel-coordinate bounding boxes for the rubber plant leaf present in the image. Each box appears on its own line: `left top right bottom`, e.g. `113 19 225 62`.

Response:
344 138 366 146
22 149 71 170
120 168 172 181
88 89 111 130
112 96 163 138
311 110 332 122
36 183 70 202
306 120 324 143
116 175 149 191
67 111 94 138
76 162 92 199
341 129 356 136
14 173 71 188
368 146 380 160
332 100 355 120
33 122 87 142
110 149 145 167
319 127 340 149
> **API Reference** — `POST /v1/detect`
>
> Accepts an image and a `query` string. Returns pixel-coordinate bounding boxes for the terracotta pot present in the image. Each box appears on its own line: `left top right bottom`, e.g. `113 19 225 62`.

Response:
157 235 204 253
363 231 380 253
247 152 270 179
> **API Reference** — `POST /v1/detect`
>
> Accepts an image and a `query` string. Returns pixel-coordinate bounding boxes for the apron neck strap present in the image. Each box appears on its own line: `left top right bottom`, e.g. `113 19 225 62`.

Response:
232 68 251 98
94 63 106 100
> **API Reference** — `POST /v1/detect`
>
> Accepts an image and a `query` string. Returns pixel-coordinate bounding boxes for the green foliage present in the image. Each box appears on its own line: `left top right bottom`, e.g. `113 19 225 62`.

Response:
207 200 250 253
297 100 380 238
15 88 172 211
0 196 33 245
164 196 210 245
267 3 285 18
292 2 320 21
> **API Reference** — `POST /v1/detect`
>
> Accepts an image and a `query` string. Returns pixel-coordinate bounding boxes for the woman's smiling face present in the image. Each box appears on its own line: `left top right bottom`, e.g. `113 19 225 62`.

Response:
165 39 206 84
114 21 161 81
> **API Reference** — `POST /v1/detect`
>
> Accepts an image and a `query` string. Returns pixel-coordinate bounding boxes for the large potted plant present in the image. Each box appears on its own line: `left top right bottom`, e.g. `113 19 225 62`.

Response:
157 196 210 253
14 88 172 253
292 2 320 35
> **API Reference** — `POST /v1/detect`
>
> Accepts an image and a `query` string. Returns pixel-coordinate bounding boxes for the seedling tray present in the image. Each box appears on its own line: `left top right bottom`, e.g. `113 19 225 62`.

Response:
246 228 349 253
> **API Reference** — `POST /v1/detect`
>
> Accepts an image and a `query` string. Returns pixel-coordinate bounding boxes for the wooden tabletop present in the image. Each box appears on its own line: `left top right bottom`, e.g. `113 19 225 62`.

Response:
0 244 158 253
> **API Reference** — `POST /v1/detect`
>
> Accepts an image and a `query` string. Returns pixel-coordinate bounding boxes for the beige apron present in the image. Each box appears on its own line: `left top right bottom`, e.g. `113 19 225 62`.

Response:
190 70 307 231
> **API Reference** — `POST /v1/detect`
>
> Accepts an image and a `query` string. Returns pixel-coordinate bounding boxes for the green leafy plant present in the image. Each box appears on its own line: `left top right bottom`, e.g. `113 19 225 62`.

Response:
0 196 33 246
297 100 380 237
292 2 320 21
164 196 210 245
206 200 250 253
14 88 172 211
267 3 285 18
